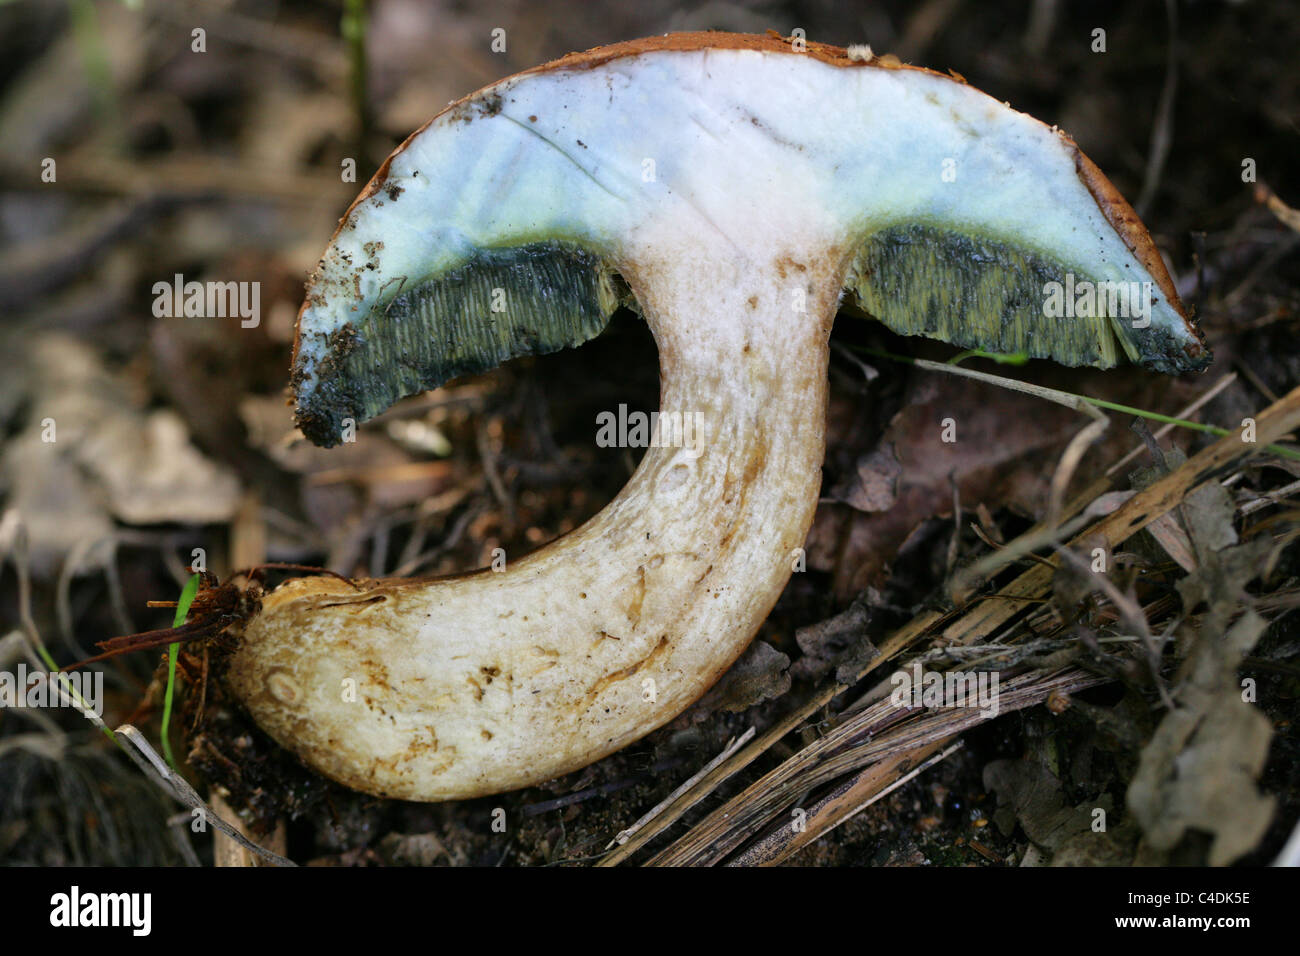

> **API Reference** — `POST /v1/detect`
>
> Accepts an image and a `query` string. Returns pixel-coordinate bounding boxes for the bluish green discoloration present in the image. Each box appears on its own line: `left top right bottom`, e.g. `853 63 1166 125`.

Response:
294 242 622 446
849 224 1211 374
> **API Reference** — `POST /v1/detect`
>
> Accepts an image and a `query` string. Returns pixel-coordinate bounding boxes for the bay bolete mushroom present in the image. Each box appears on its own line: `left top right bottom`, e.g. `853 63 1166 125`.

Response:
227 33 1209 801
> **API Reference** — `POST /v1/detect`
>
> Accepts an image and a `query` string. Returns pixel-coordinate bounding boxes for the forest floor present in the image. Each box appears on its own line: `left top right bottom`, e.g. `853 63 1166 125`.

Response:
1 0 1298 866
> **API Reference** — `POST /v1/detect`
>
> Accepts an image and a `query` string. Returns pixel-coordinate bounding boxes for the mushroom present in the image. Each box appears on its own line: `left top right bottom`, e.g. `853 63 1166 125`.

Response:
226 33 1209 801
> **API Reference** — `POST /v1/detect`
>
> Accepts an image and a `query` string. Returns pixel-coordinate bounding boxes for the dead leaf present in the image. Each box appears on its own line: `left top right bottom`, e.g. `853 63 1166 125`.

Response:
828 442 901 512
0 334 240 573
692 640 791 716
89 409 240 525
1127 611 1276 865
1132 447 1238 572
790 594 879 683
985 755 1138 864
811 361 1206 597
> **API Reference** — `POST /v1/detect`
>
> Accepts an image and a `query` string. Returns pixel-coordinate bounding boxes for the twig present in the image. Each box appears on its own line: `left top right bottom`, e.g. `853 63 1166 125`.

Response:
114 725 295 867
605 728 755 851
1256 182 1300 235
1135 0 1179 217
1241 478 1300 516
651 669 1104 865
727 742 964 866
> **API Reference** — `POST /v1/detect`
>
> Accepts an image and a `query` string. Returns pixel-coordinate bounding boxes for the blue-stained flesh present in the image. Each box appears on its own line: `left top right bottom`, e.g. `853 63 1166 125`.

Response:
849 224 1213 374
293 242 621 447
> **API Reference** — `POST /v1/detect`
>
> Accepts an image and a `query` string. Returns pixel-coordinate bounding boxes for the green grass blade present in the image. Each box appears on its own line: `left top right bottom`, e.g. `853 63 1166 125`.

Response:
850 343 1300 462
161 573 201 771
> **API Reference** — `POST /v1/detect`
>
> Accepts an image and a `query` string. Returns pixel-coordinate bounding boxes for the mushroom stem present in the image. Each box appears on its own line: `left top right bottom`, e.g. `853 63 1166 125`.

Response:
229 236 842 800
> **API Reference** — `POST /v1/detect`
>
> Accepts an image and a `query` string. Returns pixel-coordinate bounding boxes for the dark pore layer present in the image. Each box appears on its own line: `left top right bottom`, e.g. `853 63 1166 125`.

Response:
294 224 1210 447
294 242 621 447
849 224 1212 374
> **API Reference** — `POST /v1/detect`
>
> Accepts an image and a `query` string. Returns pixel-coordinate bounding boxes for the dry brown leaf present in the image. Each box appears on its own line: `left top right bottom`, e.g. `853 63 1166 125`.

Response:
812 363 1206 597
691 640 791 716
1127 611 1276 865
828 442 901 512
1 334 239 573
790 593 880 683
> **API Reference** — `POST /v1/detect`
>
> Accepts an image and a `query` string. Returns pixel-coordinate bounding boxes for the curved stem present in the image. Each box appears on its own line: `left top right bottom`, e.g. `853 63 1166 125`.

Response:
228 239 842 800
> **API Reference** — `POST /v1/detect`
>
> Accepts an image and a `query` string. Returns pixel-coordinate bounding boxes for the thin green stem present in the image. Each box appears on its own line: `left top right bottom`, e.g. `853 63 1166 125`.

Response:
70 0 123 148
342 0 371 162
949 348 1030 367
161 573 201 771
850 344 1300 461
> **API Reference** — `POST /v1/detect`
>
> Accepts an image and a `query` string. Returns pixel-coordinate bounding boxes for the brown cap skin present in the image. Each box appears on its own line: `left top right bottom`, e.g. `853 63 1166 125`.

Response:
1071 146 1208 365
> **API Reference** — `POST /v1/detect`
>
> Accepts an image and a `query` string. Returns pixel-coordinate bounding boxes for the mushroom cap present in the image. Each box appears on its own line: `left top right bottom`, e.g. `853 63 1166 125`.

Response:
291 32 1209 448
231 33 1214 803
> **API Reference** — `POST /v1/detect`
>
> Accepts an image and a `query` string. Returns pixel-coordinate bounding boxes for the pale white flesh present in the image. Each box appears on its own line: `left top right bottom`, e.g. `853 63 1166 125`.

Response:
231 45 1188 801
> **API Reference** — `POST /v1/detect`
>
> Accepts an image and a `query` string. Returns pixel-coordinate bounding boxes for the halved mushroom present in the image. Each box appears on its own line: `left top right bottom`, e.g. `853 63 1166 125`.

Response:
227 33 1209 801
